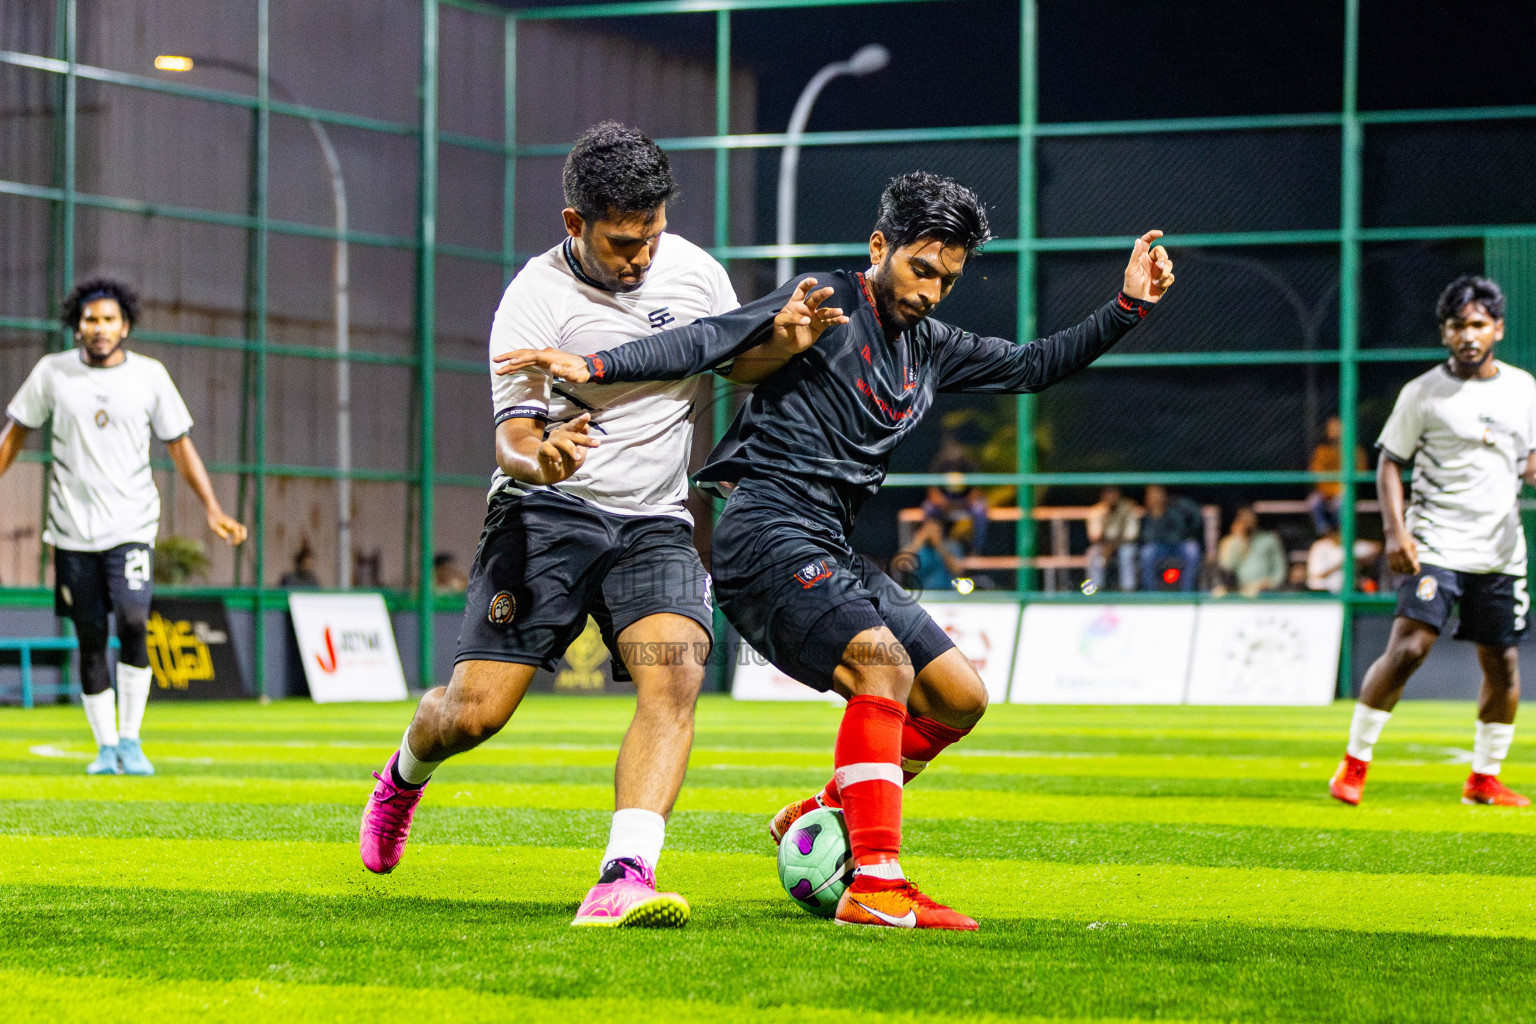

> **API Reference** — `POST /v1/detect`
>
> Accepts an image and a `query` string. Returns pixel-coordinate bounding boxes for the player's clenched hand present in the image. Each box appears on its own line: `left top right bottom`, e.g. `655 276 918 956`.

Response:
772 277 849 353
535 413 599 484
1122 230 1174 302
1385 532 1420 576
494 348 591 383
208 511 247 546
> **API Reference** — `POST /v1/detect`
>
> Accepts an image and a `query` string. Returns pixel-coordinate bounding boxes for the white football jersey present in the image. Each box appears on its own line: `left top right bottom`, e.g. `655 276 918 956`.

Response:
1377 360 1536 576
7 349 194 552
488 232 738 522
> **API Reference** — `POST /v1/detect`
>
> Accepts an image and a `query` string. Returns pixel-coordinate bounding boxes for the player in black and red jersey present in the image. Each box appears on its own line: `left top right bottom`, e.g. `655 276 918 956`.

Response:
499 172 1174 929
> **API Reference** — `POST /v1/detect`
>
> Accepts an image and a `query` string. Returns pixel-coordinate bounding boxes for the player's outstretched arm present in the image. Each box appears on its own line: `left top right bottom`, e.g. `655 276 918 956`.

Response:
495 413 598 486
1378 452 1419 575
166 435 247 545
934 231 1173 395
0 419 31 479
723 277 848 384
493 288 792 386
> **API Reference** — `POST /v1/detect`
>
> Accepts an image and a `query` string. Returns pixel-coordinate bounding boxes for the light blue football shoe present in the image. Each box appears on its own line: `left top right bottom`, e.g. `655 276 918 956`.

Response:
86 744 120 775
116 737 154 776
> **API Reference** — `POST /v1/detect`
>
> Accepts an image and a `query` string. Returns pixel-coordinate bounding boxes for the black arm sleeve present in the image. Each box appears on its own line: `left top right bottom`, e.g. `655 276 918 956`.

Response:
583 279 805 384
933 292 1154 394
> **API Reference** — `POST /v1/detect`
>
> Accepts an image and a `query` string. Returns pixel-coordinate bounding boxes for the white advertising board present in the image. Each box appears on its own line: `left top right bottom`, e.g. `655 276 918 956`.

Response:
1185 602 1343 706
1010 604 1197 704
289 592 409 703
920 601 1021 704
730 650 843 702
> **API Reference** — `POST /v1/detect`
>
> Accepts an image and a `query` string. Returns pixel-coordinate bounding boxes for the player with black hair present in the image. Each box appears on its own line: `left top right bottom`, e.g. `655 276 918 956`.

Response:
500 171 1174 929
359 122 844 927
0 278 246 775
1331 274 1536 808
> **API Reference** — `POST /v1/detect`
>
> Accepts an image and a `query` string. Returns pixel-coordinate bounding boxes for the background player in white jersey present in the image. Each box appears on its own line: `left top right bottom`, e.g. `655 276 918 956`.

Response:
1331 275 1536 807
359 122 845 927
0 279 247 775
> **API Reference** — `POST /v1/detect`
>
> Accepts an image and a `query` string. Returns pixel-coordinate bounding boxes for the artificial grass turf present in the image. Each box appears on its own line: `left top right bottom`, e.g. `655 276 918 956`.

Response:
1 697 1533 1023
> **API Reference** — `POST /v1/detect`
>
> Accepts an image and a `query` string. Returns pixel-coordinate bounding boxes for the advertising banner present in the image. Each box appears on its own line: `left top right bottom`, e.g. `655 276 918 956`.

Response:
1185 602 1343 706
731 649 844 702
527 617 633 695
1010 604 1197 704
145 597 247 700
919 601 1021 704
289 592 408 703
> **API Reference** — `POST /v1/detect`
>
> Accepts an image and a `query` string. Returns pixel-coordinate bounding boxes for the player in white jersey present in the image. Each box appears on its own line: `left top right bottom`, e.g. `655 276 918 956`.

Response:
0 279 247 775
359 123 845 926
1331 275 1536 807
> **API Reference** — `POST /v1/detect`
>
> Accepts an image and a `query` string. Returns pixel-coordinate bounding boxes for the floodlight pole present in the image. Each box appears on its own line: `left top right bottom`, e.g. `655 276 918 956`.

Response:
156 56 352 590
775 45 889 285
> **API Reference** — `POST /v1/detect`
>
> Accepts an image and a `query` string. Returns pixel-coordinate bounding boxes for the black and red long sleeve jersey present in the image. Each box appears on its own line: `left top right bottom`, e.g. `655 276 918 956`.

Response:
581 269 1154 526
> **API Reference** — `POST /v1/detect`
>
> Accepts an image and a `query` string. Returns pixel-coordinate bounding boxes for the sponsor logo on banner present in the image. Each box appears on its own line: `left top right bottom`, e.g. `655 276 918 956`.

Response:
527 617 632 695
146 597 247 700
918 601 1021 704
289 593 408 703
1184 603 1342 706
1010 604 1197 704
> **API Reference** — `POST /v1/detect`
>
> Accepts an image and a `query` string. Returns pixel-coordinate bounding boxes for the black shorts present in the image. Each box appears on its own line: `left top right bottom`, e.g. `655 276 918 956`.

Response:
53 543 154 633
455 490 714 682
1395 564 1530 649
711 482 955 693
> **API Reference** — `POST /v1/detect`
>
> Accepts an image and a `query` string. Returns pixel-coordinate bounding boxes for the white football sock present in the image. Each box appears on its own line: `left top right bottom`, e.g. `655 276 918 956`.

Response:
1346 703 1392 762
396 726 442 785
82 689 119 748
602 808 666 870
1472 721 1515 776
116 663 153 741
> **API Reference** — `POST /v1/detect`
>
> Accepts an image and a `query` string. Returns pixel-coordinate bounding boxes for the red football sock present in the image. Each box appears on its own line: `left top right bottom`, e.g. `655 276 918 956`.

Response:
834 694 907 886
813 713 972 809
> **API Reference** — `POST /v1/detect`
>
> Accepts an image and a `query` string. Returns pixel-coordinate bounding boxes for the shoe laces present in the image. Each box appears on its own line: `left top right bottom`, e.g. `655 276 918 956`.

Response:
366 772 419 839
895 882 945 911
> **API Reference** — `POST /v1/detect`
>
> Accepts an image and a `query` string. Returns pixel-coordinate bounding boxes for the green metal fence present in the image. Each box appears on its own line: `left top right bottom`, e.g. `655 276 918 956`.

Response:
2 0 1534 698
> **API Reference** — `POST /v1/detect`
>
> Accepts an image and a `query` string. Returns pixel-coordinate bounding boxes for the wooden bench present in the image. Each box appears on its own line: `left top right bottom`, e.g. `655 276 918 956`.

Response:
0 636 78 709
898 504 1221 590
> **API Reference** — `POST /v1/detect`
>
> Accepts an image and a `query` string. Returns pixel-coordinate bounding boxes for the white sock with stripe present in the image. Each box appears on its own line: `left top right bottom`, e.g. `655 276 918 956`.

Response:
82 689 119 748
116 663 152 740
1472 721 1515 776
1346 703 1392 761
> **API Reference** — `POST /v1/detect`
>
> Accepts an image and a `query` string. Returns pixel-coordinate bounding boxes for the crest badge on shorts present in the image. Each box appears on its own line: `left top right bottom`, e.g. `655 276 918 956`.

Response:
488 591 516 626
1416 576 1438 602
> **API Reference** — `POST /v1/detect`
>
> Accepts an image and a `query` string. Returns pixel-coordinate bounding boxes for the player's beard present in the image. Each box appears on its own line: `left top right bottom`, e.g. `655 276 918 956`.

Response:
577 232 645 293
870 257 927 333
80 337 125 367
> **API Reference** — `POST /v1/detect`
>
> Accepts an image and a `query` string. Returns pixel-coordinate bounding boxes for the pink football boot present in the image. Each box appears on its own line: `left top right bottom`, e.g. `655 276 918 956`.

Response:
360 751 428 874
571 857 690 927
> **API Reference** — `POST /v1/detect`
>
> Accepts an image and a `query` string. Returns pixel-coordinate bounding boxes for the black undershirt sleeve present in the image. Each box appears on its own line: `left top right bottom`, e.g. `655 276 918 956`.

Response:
582 281 801 384
933 292 1154 394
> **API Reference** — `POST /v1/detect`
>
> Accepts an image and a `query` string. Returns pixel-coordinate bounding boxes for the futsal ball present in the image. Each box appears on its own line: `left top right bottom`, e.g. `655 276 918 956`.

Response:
777 806 853 918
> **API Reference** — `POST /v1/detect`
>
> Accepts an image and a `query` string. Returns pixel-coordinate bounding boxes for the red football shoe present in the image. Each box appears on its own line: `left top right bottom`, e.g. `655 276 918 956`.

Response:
768 792 835 845
1462 773 1531 807
1329 754 1369 806
835 880 977 931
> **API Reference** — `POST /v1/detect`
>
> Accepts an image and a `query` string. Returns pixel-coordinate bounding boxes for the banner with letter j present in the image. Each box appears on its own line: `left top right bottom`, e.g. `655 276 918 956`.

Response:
288 592 408 703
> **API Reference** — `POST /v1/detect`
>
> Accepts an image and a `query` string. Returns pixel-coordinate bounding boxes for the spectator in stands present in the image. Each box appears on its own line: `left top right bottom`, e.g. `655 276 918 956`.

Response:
922 432 989 554
897 514 966 591
1307 415 1369 536
1305 529 1383 594
1086 485 1139 591
1214 506 1286 597
433 551 469 593
1138 484 1203 591
280 542 320 589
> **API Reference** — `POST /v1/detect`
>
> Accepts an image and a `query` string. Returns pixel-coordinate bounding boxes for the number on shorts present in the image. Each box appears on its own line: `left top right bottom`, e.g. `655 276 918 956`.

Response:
124 548 152 592
1515 578 1530 633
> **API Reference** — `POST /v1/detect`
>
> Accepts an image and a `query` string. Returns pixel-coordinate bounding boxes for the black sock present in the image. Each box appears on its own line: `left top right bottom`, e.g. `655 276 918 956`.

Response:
389 759 425 790
598 857 640 884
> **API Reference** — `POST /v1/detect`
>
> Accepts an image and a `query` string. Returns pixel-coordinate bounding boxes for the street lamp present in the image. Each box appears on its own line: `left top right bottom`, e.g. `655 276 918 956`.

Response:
156 56 352 589
775 44 890 285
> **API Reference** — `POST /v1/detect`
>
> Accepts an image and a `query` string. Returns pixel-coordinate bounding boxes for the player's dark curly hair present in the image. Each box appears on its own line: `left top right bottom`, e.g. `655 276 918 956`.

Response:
1436 274 1504 323
873 171 991 256
562 121 678 223
62 278 139 330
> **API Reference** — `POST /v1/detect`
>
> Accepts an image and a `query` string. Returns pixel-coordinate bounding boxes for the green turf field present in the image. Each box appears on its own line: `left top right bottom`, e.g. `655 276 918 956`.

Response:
2 696 1533 1023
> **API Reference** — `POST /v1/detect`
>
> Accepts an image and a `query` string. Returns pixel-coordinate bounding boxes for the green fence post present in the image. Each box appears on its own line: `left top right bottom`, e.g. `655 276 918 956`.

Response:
502 15 517 284
1014 0 1038 592
710 8 734 692
1336 0 1362 699
252 0 271 700
417 0 441 691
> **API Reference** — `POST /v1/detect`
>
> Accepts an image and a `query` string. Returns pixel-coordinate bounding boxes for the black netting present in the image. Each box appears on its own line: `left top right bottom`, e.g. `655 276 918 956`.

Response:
1039 246 1340 353
1359 240 1484 349
1038 130 1340 238
1364 122 1536 228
